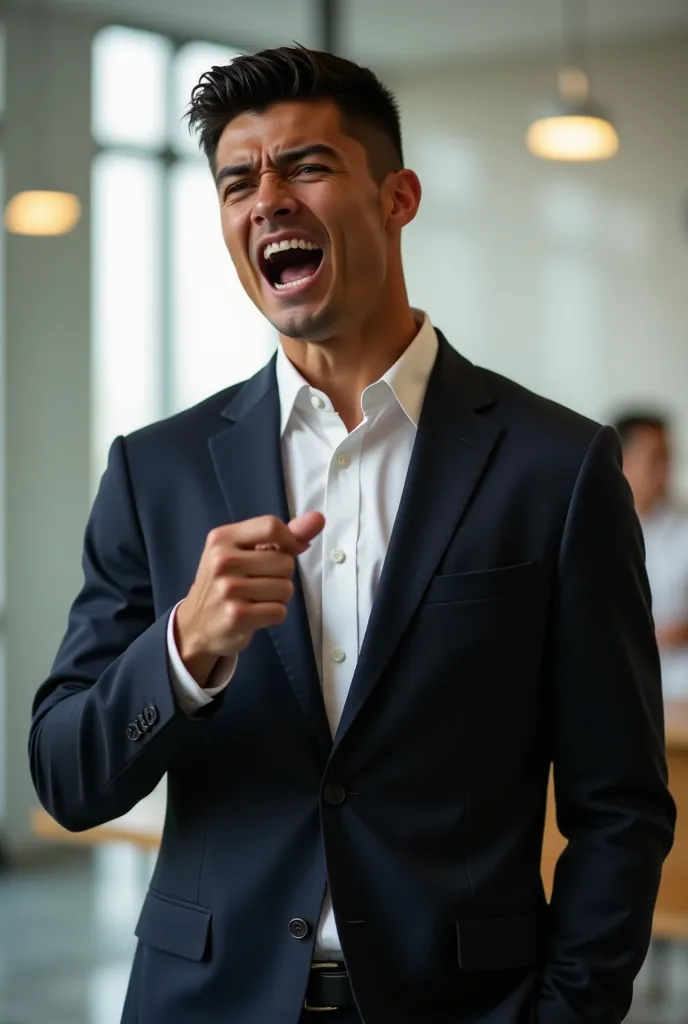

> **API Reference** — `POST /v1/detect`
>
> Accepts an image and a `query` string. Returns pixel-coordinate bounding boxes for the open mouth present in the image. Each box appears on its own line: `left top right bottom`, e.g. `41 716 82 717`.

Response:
259 237 324 293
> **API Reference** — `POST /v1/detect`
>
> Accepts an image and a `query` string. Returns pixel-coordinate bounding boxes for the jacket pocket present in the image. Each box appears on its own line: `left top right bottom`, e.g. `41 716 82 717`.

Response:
456 914 541 971
135 889 212 961
424 562 536 606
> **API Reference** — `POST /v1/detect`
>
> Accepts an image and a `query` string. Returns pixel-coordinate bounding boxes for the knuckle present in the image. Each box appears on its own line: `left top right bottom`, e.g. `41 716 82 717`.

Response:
208 549 223 573
207 526 226 549
221 552 241 574
221 577 242 600
262 515 282 539
208 550 240 577
224 602 246 633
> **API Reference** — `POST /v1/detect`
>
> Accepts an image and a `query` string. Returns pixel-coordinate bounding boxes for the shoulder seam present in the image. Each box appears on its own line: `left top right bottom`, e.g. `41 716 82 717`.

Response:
556 424 612 572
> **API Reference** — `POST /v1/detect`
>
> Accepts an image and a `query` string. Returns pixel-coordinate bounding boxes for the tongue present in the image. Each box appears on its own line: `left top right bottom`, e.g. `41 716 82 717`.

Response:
280 261 319 285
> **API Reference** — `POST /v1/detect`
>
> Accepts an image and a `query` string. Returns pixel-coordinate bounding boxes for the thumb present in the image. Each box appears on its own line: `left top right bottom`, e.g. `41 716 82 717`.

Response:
288 511 326 546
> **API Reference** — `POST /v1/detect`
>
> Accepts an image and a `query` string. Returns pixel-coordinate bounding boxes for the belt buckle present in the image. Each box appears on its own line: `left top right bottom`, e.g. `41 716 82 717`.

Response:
304 961 340 1013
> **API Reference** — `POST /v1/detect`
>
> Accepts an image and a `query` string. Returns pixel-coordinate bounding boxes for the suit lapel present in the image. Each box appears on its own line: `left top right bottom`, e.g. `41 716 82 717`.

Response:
334 336 503 748
208 359 331 757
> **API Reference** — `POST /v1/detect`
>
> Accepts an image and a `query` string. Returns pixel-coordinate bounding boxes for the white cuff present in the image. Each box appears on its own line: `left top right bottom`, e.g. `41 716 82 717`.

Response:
166 602 237 716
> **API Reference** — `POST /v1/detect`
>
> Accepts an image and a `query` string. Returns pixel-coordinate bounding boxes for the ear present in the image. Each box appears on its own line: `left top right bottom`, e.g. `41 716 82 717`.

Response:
382 169 422 232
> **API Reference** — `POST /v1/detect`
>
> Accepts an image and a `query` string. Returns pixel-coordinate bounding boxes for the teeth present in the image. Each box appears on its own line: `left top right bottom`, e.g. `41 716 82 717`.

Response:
275 274 315 290
263 238 321 260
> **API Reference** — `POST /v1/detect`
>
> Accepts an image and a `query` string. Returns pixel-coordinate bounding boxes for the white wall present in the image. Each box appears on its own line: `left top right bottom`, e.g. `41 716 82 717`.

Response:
388 36 688 490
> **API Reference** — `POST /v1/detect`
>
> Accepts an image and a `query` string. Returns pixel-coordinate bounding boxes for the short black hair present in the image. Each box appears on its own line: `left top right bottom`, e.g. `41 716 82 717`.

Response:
186 44 403 181
613 411 669 449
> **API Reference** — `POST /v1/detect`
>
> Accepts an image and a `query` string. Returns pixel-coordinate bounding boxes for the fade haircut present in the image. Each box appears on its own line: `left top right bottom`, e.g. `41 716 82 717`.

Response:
613 412 669 449
186 44 404 183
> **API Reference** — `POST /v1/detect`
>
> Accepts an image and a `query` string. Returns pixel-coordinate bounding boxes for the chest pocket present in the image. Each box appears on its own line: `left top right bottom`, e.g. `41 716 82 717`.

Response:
423 561 537 606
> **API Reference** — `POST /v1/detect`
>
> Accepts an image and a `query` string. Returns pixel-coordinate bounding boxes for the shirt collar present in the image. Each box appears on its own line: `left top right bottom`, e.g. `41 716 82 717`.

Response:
378 312 438 426
275 341 314 437
275 310 438 436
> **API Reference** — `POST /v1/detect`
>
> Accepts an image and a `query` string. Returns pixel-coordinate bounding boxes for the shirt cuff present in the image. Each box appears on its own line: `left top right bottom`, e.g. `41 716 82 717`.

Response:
166 602 237 716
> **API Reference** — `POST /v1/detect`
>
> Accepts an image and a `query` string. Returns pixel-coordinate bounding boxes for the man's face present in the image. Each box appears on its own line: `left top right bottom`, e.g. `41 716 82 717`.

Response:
622 426 672 513
213 99 409 341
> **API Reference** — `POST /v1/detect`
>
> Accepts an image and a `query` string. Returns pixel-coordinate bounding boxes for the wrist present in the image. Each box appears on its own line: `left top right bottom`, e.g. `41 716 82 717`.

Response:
174 603 218 688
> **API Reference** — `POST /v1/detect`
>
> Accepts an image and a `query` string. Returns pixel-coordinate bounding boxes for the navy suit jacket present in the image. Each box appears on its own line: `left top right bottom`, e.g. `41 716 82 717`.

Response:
29 335 675 1024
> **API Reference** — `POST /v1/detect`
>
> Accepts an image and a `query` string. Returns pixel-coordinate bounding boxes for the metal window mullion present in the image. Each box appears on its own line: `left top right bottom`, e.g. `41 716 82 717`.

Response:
160 151 175 417
160 38 182 417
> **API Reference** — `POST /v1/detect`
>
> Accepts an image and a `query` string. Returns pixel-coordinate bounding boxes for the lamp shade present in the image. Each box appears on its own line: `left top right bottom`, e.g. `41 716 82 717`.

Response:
4 190 82 236
526 97 619 162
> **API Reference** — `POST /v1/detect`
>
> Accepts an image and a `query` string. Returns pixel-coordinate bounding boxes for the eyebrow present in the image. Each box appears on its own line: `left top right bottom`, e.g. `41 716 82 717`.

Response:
214 144 340 189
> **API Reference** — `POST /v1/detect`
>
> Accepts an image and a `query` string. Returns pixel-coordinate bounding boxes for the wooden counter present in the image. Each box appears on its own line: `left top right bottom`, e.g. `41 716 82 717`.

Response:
33 701 688 937
31 785 165 850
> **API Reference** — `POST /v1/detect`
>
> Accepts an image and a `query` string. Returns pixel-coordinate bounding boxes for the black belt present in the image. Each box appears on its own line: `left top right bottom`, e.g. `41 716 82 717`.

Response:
304 961 355 1012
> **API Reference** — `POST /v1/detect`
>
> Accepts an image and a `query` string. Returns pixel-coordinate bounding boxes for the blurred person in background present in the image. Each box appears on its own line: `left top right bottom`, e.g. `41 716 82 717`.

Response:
615 411 688 699
29 46 675 1024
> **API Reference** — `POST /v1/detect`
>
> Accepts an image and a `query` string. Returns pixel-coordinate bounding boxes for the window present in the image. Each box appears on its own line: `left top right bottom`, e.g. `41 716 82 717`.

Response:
91 153 164 471
91 28 276 482
170 161 275 411
92 27 171 150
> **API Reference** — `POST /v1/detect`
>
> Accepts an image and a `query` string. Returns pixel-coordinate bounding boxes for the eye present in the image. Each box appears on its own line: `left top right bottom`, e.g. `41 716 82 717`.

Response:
223 181 251 200
295 164 330 177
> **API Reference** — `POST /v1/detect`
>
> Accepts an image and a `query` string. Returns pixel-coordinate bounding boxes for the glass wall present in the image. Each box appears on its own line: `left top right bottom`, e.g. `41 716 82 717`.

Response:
91 26 276 482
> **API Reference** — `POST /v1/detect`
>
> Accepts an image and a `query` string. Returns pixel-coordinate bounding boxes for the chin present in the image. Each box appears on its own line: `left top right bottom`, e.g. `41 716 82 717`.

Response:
270 305 337 342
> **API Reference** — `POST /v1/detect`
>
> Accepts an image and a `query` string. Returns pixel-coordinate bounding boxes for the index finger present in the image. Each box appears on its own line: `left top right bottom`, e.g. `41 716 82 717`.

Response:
231 515 309 555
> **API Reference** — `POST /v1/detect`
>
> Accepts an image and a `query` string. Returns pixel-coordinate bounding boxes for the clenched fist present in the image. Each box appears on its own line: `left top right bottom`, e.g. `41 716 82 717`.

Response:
174 512 325 686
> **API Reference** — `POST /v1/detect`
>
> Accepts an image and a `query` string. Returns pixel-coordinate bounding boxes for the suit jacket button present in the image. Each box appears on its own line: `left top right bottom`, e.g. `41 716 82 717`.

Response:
143 704 158 727
126 722 141 741
324 783 347 806
289 918 310 940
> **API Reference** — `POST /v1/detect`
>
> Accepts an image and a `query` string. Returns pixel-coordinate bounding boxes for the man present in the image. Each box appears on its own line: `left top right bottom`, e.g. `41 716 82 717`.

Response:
30 46 675 1024
615 411 688 699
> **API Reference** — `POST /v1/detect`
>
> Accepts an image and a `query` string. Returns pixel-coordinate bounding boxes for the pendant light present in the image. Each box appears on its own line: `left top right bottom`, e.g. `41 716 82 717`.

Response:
5 190 81 236
526 0 619 162
4 10 82 236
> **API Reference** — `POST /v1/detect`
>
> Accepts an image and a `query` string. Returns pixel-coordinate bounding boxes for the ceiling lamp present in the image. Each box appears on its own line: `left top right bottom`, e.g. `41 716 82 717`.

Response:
527 1 619 162
5 190 82 237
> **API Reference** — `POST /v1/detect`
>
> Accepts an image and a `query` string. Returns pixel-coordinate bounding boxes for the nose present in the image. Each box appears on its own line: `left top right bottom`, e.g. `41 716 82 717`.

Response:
251 173 298 226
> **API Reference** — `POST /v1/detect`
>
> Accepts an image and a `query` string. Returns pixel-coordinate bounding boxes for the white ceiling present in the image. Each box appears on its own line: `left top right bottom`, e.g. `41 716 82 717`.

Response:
20 0 688 67
348 0 688 66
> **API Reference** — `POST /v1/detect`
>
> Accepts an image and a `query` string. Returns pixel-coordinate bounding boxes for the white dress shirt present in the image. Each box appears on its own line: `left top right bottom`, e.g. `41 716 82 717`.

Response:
641 502 688 699
167 311 439 957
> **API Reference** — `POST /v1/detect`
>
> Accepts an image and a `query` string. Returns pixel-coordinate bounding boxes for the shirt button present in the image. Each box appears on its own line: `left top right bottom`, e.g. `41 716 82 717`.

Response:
311 395 326 410
331 548 346 564
331 648 346 664
337 454 350 468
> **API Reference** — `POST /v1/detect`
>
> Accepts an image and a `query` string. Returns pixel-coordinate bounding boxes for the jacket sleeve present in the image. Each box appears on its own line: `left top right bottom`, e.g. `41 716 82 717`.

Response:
28 435 223 832
535 425 676 1023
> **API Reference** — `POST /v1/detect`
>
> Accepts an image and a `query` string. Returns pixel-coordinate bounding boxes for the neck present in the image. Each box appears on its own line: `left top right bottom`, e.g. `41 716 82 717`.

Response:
280 297 419 433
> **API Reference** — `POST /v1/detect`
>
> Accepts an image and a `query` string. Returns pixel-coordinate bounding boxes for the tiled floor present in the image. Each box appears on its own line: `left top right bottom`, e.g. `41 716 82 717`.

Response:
0 848 143 1024
0 849 686 1023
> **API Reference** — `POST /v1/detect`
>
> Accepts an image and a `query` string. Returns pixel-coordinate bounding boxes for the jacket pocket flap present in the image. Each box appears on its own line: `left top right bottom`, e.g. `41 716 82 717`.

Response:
135 890 211 961
456 914 541 971
424 562 536 606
